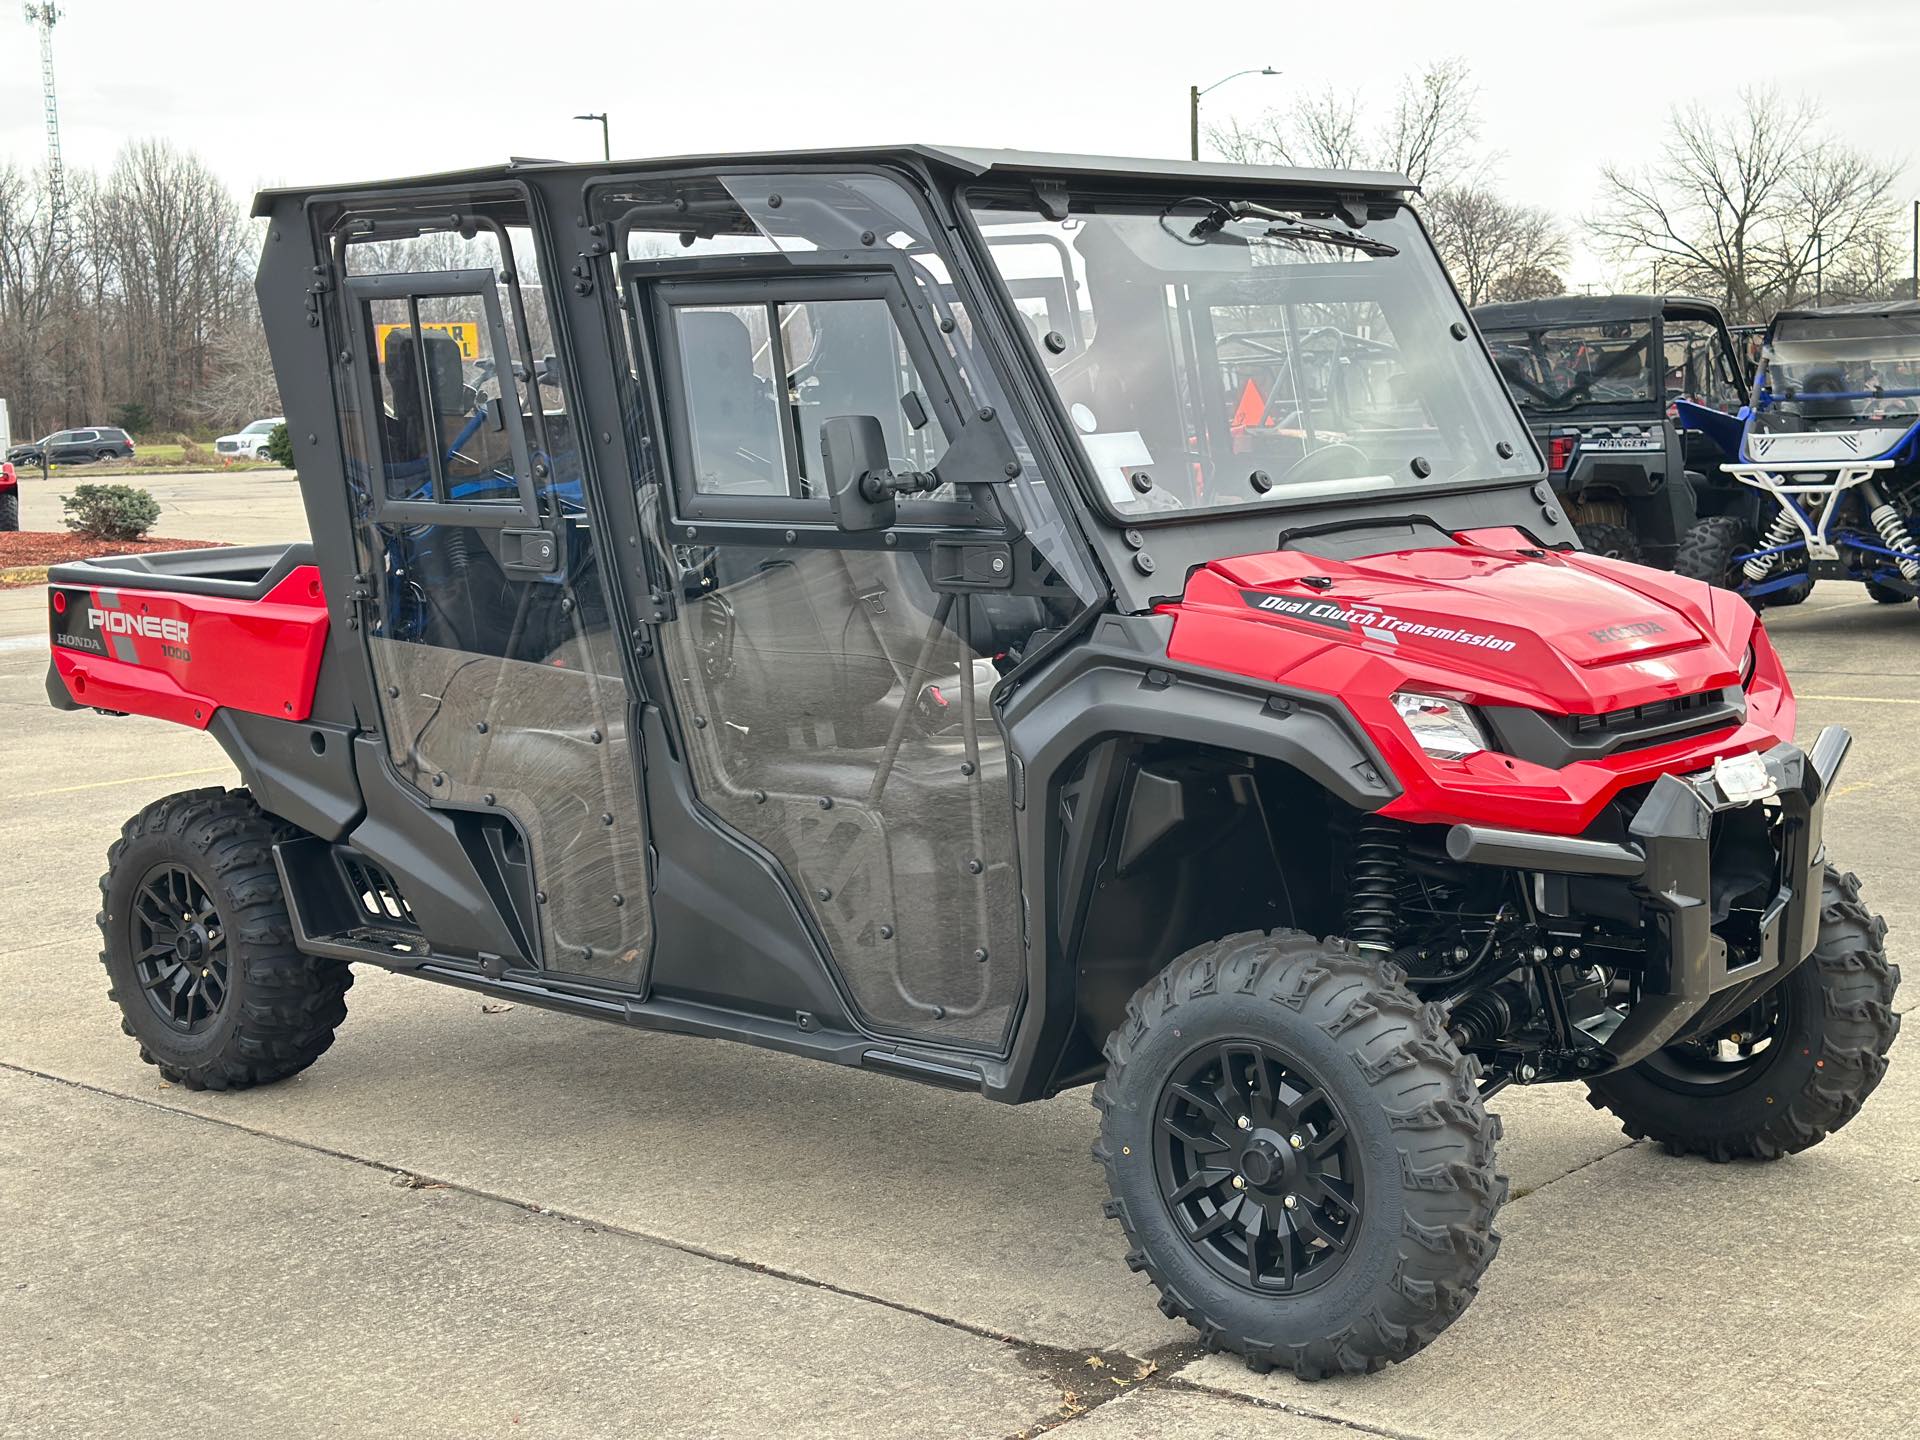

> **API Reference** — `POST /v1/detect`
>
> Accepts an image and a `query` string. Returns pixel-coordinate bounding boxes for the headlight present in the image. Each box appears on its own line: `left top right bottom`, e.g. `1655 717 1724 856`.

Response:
1390 691 1491 759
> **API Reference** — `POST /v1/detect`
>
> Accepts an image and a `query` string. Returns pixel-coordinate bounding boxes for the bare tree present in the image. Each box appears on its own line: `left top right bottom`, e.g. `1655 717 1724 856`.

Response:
1205 59 1480 185
1379 58 1482 189
1591 88 1899 321
1424 188 1568 306
196 308 282 427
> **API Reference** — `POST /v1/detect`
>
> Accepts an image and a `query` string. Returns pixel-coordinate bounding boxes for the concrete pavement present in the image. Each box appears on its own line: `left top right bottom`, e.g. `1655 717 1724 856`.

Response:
2 484 1916 1437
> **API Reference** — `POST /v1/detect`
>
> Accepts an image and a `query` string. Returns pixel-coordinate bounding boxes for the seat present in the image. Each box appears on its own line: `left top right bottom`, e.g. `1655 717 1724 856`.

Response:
681 310 786 494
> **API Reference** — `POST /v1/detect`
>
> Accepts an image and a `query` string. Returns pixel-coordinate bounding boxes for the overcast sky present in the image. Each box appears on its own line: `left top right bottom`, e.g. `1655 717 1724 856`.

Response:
4 0 1916 285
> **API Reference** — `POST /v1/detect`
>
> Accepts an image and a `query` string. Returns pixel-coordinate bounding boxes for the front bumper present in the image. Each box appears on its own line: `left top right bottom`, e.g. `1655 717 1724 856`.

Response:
1447 727 1848 1068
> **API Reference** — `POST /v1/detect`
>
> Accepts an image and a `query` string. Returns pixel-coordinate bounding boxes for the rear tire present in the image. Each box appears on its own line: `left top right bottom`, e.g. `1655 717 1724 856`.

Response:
95 449 117 463
0 491 17 531
1575 521 1640 563
1673 514 1754 590
1586 868 1898 1161
1094 931 1505 1378
99 787 352 1091
1865 580 1910 605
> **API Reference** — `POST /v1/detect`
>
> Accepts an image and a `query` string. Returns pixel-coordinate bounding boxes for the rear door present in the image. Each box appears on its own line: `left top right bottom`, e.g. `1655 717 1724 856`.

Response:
333 216 655 988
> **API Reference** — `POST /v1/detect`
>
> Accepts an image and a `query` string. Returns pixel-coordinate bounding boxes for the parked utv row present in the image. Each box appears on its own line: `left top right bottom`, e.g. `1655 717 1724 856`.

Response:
1476 294 1920 614
46 148 1898 1378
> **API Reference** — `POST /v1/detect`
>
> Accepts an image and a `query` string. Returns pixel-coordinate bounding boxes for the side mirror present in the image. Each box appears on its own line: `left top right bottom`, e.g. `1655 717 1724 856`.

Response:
821 414 896 533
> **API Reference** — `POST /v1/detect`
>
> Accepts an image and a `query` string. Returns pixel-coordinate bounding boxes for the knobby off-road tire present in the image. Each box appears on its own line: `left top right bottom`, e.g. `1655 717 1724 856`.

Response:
99 787 352 1090
1674 514 1811 607
1093 931 1506 1378
1575 521 1641 564
1864 580 1911 605
1587 868 1899 1161
0 489 17 531
1673 514 1755 590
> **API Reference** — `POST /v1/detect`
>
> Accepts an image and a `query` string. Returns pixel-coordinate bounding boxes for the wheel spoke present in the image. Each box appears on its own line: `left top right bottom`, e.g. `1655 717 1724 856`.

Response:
1244 1055 1279 1126
1305 1118 1347 1161
1291 1198 1353 1253
1243 1202 1265 1287
1189 1201 1240 1243
1167 1082 1232 1131
1168 1167 1232 1205
1213 1044 1253 1123
1163 1114 1231 1155
140 962 179 991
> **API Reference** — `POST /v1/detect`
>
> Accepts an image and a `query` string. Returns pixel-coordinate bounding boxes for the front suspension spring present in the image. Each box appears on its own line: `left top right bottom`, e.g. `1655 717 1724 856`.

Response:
1869 502 1920 583
1344 817 1407 955
1743 508 1803 583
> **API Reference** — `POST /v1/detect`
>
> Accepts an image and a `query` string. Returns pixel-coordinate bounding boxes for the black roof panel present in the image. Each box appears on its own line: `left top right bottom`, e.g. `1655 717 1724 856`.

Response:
252 144 1416 216
1472 294 1727 329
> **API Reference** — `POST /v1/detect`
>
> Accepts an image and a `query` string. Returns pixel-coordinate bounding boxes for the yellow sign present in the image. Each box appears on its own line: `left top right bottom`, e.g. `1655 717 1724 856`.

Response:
375 321 481 362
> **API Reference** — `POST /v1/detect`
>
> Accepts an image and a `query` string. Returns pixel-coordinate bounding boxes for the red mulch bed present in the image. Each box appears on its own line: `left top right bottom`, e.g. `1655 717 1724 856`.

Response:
0 532 225 586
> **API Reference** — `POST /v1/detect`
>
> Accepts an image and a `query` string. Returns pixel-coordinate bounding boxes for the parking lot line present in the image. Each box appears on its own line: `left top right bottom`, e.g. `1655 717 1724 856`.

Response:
1797 693 1920 705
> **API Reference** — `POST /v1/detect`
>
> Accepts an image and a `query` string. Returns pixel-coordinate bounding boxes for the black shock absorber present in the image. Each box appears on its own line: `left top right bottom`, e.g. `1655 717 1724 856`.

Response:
1344 817 1407 955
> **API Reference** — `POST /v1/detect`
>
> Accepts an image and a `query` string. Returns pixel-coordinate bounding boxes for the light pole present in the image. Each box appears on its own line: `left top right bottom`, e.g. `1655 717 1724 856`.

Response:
575 112 609 162
1189 68 1278 162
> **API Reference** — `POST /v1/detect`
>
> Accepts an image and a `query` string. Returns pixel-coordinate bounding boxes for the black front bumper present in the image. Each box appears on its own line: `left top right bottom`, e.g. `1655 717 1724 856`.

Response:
1447 727 1849 1068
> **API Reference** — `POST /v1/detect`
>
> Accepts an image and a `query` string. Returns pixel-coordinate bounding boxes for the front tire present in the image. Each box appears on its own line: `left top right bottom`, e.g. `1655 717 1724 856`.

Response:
0 490 17 531
100 788 352 1091
1586 868 1899 1160
1093 932 1505 1378
1865 580 1911 605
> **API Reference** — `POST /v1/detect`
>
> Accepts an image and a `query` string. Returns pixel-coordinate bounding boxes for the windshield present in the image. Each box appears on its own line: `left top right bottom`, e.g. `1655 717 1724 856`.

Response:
1757 319 1920 430
1480 322 1655 412
243 420 279 434
967 196 1534 516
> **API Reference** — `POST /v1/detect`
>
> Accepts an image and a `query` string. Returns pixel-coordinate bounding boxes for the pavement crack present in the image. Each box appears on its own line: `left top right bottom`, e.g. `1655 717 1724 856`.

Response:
1157 1374 1440 1440
1 1057 1165 1415
1505 1136 1640 1202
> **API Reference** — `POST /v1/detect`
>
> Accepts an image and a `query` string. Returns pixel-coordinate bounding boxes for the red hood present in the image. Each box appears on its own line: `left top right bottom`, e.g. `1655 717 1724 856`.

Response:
1177 539 1757 714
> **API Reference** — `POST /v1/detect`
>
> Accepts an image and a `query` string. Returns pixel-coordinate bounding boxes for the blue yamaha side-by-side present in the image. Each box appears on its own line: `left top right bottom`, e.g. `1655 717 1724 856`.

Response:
1673 300 1920 609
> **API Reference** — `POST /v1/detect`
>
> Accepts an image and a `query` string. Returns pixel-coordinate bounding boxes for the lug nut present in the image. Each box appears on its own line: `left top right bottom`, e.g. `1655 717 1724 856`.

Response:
1232 1176 1247 1190
1283 1194 1298 1210
1236 1115 1252 1131
1288 1133 1303 1150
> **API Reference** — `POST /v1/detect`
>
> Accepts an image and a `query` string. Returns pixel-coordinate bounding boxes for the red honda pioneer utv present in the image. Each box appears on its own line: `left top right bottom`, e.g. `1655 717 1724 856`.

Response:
46 149 1898 1378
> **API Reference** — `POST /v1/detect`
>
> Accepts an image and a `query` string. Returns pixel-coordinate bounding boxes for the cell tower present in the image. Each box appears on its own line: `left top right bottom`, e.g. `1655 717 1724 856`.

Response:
23 3 69 250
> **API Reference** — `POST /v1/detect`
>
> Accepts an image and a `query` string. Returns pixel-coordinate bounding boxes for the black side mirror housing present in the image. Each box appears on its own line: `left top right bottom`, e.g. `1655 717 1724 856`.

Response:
821 414 896 533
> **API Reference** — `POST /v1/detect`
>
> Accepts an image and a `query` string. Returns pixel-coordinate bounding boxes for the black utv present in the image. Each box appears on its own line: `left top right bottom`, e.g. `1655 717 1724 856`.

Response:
1474 295 1750 566
46 149 1895 1380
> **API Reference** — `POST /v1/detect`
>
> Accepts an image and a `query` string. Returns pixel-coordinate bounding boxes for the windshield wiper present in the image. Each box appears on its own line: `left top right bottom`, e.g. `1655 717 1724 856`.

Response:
1178 197 1399 256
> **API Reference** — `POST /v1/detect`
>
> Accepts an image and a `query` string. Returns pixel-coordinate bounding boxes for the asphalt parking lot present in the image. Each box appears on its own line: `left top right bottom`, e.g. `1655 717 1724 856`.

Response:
2 471 1915 1439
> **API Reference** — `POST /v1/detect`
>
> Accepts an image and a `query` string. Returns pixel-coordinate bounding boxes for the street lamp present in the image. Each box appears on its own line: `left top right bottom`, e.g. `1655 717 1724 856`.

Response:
575 112 610 162
1189 68 1278 162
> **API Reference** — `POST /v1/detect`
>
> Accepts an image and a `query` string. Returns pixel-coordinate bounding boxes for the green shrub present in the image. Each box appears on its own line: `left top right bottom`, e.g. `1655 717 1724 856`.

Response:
63 484 162 540
265 421 294 469
113 401 154 437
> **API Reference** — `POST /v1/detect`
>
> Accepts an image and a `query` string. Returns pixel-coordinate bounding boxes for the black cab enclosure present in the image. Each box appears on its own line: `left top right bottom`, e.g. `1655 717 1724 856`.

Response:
1474 294 1749 566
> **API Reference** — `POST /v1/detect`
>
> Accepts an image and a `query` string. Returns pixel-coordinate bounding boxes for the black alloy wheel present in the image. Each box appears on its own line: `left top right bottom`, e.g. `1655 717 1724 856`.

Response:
128 862 230 1033
1155 1040 1362 1294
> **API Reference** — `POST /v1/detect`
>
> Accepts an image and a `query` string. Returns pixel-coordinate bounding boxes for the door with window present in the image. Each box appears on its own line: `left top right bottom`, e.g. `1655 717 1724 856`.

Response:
339 232 652 986
638 268 1029 1050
